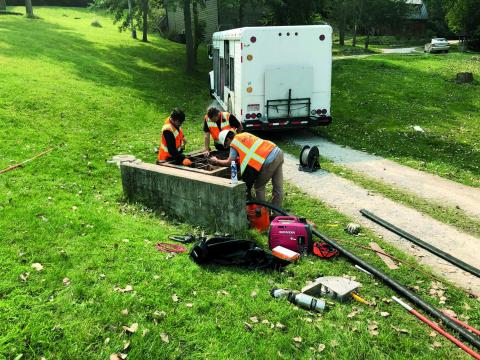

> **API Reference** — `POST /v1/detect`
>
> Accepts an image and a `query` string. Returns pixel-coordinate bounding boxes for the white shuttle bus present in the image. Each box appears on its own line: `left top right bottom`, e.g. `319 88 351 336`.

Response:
208 25 333 130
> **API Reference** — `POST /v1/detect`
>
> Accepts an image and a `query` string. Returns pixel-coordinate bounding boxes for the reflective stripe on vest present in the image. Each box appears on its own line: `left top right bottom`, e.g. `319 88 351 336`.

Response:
158 118 184 161
230 133 275 174
205 112 233 143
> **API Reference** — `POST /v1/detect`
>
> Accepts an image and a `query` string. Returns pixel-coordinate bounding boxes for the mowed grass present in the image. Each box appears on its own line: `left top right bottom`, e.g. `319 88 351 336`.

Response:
318 52 480 187
0 7 479 359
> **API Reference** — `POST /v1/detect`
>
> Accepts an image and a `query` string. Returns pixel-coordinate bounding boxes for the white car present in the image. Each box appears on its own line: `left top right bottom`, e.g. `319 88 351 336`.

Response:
425 38 450 53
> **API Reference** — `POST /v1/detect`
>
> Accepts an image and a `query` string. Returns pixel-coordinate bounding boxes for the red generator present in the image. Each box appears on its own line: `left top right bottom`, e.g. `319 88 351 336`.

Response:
268 216 313 254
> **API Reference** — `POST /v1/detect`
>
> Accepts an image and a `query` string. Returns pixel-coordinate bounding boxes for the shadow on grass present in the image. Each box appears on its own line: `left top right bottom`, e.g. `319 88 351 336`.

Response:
0 16 209 109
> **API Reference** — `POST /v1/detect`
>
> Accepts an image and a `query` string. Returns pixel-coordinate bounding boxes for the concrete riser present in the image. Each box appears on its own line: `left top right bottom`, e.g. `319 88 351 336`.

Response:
120 162 248 234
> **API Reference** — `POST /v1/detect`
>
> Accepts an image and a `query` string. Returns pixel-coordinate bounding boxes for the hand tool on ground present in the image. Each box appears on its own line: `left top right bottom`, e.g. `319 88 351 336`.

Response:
247 200 480 350
168 234 205 244
392 296 480 360
360 209 480 278
271 288 326 312
0 147 55 175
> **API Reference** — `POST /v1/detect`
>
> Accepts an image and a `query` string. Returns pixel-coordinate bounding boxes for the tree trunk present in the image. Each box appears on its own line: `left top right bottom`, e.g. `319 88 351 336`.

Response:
193 0 198 64
365 33 370 50
338 2 346 47
127 0 137 39
239 0 245 27
184 0 195 73
25 0 33 18
0 0 6 12
141 0 148 42
352 23 357 47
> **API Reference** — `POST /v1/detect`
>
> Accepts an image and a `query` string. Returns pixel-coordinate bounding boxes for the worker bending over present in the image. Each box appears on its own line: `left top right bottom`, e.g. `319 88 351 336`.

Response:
157 109 192 166
210 130 284 207
203 107 243 153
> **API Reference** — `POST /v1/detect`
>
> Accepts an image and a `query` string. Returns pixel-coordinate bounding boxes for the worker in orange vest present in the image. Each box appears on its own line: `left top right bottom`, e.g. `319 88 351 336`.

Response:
157 109 192 166
203 107 243 154
210 130 284 207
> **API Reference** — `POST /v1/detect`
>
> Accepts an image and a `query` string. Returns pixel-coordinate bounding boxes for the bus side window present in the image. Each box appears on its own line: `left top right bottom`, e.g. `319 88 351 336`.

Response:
224 41 230 89
229 57 234 92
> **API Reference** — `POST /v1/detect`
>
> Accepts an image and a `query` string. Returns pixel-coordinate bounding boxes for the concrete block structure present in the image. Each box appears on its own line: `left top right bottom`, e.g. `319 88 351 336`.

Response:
120 161 248 234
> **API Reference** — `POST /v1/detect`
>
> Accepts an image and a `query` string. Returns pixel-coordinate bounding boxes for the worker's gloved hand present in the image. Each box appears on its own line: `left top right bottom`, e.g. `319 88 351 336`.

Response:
210 156 218 164
182 158 193 167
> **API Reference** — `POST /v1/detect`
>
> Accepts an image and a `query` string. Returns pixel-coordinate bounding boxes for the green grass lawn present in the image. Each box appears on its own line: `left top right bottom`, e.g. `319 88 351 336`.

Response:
1 7 479 359
321 52 480 187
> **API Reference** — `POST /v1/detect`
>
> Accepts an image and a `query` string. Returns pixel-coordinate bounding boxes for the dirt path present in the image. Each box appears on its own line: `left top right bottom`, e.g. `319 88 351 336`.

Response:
381 47 419 54
293 135 480 220
283 153 480 297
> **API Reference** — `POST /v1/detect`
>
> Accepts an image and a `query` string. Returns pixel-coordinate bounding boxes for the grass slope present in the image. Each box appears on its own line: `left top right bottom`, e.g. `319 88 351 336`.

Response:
320 53 480 187
0 7 478 359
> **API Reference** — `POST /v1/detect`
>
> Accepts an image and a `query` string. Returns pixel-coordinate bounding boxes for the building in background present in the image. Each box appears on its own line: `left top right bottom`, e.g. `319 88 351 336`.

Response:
162 0 264 43
405 0 428 35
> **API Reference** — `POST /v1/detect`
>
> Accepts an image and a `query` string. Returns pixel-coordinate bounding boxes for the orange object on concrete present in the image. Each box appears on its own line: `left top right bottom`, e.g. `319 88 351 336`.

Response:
247 204 270 232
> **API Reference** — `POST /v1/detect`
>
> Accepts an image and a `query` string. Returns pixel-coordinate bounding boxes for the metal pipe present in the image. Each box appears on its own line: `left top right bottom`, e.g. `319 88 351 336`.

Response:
246 200 480 349
360 209 480 278
392 297 480 359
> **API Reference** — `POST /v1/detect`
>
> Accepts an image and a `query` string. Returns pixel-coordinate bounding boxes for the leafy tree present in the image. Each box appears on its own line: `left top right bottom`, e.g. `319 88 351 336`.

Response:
91 0 150 41
444 0 480 49
263 0 318 25
361 0 408 49
423 0 450 36
0 0 6 11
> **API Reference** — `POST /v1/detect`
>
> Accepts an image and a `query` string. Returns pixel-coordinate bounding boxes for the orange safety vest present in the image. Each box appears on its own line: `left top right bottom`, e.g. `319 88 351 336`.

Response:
158 117 185 161
205 112 235 144
230 132 276 174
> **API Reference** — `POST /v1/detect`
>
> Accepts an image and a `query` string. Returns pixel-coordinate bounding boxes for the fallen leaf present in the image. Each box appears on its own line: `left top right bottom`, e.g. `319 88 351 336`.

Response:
114 285 133 293
430 331 437 337
172 294 179 302
318 344 326 352
104 337 110 345
432 341 442 348
99 274 106 280
186 303 193 308
391 325 410 334
123 323 139 334
293 336 302 343
19 272 30 282
275 322 286 330
442 309 456 318
153 310 166 319
31 263 44 271
142 328 149 337
368 321 379 336
119 354 128 360
249 316 259 323
121 309 129 316
250 290 257 297
218 290 229 296
380 312 390 317
153 275 160 280
244 322 253 331
161 333 169 343
348 310 359 318
261 319 270 325
110 354 121 360
123 341 130 350
63 277 70 286
71 206 78 211
303 317 313 323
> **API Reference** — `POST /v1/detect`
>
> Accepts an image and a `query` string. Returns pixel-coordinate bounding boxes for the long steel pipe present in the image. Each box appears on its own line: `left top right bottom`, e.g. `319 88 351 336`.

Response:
246 200 480 349
360 209 480 278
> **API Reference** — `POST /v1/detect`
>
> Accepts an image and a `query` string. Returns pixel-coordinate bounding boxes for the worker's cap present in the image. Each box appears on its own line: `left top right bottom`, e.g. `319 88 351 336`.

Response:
218 129 234 147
